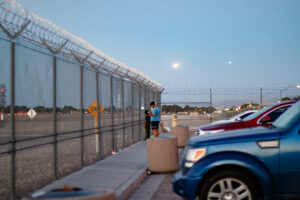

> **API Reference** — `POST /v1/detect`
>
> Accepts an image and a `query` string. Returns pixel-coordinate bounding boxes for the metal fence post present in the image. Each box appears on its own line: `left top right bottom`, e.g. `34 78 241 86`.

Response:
70 52 92 168
158 92 161 108
158 91 162 121
110 76 115 151
144 87 149 110
121 80 125 148
158 92 161 109
144 87 147 139
80 65 84 167
152 91 154 104
96 72 101 158
40 37 68 178
0 18 31 200
138 86 141 140
53 56 58 179
10 41 16 200
131 82 134 143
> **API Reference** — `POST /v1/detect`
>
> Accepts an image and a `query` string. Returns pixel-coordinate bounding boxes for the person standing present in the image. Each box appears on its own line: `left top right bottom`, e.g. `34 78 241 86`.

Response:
149 101 160 137
144 110 151 139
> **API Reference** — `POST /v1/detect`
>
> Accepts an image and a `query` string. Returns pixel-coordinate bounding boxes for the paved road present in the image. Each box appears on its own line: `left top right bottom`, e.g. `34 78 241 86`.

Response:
152 174 182 200
129 174 181 200
128 137 190 200
128 115 225 200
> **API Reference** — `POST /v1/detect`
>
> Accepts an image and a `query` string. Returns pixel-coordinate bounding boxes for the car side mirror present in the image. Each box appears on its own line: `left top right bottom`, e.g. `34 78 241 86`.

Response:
261 115 271 124
235 117 242 121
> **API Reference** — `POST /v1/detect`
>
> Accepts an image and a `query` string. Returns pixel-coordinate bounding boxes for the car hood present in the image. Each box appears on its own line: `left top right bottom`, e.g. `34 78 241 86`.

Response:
189 126 280 147
199 120 248 131
211 119 232 124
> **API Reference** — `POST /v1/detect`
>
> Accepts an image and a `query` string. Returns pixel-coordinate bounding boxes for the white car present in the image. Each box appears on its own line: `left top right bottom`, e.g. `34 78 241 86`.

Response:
213 110 258 124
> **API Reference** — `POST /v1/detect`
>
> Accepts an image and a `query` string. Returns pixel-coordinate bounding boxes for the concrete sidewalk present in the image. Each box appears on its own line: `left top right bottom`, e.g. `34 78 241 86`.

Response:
32 141 148 200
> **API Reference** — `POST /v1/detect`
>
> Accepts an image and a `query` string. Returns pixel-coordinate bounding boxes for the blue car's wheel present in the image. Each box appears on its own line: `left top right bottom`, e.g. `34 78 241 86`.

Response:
198 170 260 200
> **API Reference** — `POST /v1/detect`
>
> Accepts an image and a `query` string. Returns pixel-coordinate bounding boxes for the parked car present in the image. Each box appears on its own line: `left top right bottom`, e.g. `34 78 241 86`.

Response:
212 110 258 124
173 100 300 200
196 101 295 136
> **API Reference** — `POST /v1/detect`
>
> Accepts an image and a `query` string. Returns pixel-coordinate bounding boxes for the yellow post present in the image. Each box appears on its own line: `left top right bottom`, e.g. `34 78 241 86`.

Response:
94 116 99 153
172 113 177 127
88 101 104 153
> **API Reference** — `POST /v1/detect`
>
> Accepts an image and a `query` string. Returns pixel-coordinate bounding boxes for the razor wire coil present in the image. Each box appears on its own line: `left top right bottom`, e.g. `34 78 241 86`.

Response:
0 0 163 92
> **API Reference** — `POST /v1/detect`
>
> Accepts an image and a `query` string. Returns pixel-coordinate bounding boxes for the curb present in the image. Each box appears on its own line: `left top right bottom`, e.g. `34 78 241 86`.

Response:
116 163 148 200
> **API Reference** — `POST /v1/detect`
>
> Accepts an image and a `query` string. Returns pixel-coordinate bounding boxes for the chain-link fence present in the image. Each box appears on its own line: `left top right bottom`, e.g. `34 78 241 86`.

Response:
0 1 163 199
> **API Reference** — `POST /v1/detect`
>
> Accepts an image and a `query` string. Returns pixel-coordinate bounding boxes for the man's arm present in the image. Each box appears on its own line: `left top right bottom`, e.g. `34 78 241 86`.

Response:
150 109 156 117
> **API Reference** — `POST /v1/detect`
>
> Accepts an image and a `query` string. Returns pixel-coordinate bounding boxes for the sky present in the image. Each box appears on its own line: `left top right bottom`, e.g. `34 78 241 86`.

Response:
15 0 300 104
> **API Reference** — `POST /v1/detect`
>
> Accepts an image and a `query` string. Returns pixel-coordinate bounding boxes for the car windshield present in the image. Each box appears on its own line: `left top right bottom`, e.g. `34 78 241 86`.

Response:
228 111 253 121
242 105 273 121
273 101 300 129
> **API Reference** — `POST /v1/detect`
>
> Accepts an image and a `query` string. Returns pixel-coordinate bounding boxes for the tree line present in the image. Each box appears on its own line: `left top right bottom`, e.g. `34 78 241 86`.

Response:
281 96 300 101
162 105 216 113
1 105 139 113
1 105 78 113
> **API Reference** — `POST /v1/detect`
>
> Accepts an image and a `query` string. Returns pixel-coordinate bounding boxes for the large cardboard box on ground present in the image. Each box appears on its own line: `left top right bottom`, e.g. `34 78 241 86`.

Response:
171 126 189 148
146 136 179 173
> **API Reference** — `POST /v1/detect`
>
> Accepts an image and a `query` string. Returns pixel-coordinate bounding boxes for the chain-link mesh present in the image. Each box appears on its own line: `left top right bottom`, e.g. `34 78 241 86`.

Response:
123 81 132 146
144 88 150 112
0 30 11 200
56 57 81 135
0 0 163 92
82 65 98 165
133 83 139 142
0 156 10 199
14 38 55 198
112 78 123 150
0 1 162 199
15 145 55 198
0 31 11 145
15 38 53 137
0 37 161 198
98 73 112 157
56 56 81 177
140 87 145 139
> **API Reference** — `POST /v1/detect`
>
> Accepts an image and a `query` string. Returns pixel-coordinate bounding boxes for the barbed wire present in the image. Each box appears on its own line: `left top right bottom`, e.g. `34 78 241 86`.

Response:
163 87 300 94
0 0 164 92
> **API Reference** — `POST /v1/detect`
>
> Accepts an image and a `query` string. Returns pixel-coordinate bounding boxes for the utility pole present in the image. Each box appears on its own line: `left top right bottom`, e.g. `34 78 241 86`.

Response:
260 88 263 108
0 85 5 120
210 88 212 123
279 85 300 102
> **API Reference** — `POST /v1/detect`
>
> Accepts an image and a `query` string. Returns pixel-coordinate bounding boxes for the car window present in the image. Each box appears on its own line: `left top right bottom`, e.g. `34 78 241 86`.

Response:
228 111 254 121
240 112 254 120
261 106 290 123
273 101 300 129
228 115 240 121
243 105 272 121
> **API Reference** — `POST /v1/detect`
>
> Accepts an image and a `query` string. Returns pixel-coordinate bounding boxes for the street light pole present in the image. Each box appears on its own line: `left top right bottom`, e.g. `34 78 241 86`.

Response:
279 85 300 102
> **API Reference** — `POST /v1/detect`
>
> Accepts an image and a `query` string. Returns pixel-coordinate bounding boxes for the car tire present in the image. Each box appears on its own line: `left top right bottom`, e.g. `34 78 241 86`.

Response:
198 170 260 200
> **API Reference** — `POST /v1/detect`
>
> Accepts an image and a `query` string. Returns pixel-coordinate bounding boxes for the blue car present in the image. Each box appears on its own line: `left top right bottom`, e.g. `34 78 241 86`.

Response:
173 100 300 200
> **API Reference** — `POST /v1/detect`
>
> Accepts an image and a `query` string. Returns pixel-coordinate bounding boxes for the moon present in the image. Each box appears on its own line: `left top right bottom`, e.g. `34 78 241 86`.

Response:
228 60 232 65
172 62 180 69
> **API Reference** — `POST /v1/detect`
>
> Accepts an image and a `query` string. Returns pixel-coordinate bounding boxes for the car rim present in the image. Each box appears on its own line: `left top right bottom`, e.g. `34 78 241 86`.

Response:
207 178 252 200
